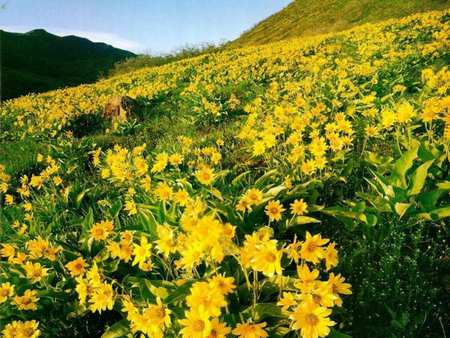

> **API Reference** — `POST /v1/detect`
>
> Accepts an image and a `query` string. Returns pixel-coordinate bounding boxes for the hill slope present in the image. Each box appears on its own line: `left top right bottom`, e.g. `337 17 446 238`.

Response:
0 29 135 100
230 0 450 47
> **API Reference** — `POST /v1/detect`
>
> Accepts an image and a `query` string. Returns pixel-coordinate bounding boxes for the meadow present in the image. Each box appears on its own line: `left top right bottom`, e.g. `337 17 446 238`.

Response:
0 9 449 338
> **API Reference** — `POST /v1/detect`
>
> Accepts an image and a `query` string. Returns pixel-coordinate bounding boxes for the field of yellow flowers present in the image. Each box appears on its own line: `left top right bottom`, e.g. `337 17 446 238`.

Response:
0 9 449 338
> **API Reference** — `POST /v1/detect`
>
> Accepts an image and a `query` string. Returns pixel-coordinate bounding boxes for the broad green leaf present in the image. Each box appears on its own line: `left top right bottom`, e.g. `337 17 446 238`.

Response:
101 319 129 338
417 189 444 211
137 209 158 238
110 199 122 218
408 160 433 195
392 144 418 188
242 303 284 321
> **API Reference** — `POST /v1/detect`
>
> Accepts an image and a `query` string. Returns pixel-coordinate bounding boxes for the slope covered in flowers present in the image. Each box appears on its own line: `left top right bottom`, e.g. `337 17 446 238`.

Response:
0 10 449 338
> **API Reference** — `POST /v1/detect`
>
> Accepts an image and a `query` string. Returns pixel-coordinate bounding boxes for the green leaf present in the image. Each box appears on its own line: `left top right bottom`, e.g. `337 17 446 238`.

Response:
138 209 158 238
394 202 412 218
231 170 251 186
82 208 94 233
328 329 352 338
408 160 433 195
165 281 194 304
436 181 450 190
417 189 444 211
292 216 321 225
253 303 284 321
430 206 450 220
76 188 90 207
110 199 122 218
392 144 418 188
101 319 129 338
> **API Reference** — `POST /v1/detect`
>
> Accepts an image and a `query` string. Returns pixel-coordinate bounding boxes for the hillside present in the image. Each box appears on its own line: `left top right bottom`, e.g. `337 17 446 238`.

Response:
0 29 135 100
230 0 450 47
0 9 449 338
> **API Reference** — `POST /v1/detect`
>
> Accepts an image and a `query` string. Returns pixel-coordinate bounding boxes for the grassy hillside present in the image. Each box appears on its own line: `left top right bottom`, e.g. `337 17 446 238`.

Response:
0 9 449 338
230 0 450 47
0 29 135 100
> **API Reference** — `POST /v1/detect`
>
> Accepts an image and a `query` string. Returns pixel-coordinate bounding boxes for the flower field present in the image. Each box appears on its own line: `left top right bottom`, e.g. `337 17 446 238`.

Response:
0 9 449 338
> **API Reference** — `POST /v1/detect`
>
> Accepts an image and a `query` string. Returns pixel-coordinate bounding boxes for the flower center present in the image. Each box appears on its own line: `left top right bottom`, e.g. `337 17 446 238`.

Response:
193 319 205 332
306 313 319 326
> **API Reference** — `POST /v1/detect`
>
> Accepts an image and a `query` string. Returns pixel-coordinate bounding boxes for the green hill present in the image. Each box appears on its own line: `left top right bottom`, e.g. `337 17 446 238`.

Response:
230 0 450 48
0 29 135 100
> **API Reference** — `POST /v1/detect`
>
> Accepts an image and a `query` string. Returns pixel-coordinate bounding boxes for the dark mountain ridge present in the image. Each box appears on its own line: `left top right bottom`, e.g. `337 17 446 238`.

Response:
1 28 135 100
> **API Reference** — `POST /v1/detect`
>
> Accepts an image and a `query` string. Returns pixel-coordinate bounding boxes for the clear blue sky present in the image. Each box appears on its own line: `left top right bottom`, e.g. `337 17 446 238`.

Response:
0 0 291 54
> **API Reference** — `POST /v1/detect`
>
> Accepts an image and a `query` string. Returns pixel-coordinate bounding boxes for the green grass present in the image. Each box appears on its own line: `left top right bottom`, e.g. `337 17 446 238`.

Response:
230 0 450 48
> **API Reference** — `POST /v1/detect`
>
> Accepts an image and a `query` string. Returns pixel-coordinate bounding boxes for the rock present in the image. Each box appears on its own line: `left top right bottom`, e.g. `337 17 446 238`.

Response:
102 96 137 122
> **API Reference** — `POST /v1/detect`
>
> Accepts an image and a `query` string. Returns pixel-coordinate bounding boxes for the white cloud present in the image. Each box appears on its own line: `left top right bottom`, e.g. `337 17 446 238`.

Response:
0 25 143 53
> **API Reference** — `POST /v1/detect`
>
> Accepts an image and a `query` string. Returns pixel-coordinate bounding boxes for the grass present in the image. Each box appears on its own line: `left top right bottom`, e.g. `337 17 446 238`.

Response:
230 0 450 48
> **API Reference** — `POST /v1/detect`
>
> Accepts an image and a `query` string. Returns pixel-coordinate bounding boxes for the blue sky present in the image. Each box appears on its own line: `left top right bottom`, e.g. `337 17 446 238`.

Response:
0 0 291 54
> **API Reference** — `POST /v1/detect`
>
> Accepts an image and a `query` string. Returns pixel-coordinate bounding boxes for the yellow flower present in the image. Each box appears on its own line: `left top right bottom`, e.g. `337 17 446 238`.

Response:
295 264 320 294
232 322 268 338
0 282 15 304
396 102 415 123
300 232 329 264
89 283 114 313
265 200 285 221
0 244 16 259
5 194 14 205
174 189 190 206
324 242 338 271
124 199 138 215
252 239 283 277
277 292 297 311
196 165 215 185
290 199 308 216
156 224 177 257
381 109 396 128
169 153 183 165
289 299 335 338
245 188 263 206
186 281 227 317
327 273 352 307
90 220 114 241
209 274 236 295
154 182 173 201
130 298 172 337
132 235 152 270
2 320 40 338
207 319 231 338
75 277 90 306
152 152 169 173
65 257 87 277
14 289 39 311
179 310 212 338
23 262 48 283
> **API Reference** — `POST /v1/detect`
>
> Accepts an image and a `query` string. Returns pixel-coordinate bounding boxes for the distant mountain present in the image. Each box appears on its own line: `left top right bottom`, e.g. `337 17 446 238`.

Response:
1 29 135 100
230 0 450 48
